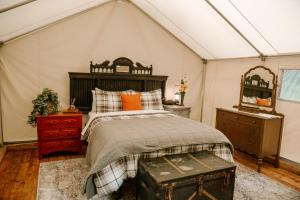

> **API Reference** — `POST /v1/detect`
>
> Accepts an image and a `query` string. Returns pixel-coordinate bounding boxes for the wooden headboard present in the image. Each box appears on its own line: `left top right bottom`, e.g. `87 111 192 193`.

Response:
69 57 168 113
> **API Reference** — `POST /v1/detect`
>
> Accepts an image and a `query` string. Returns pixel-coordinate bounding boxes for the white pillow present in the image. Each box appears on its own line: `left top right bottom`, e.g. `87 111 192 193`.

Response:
91 90 96 112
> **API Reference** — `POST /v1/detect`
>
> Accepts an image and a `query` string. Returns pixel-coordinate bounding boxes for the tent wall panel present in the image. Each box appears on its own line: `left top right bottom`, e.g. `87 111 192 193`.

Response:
0 0 111 42
0 1 204 142
203 56 300 163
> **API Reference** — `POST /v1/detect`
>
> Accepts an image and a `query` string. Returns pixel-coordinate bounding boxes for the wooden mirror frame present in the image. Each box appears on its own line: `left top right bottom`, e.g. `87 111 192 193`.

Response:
236 65 280 115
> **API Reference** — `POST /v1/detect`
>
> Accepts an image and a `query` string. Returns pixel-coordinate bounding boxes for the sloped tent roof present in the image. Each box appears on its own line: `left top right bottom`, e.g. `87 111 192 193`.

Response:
0 0 300 60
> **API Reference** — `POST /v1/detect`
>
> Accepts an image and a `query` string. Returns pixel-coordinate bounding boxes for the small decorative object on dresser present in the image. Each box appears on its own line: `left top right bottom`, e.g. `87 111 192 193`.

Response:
63 98 79 113
163 104 191 118
36 112 83 159
137 151 236 200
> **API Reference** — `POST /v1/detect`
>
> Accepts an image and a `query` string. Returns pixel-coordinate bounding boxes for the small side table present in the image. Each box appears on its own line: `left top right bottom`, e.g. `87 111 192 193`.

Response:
163 105 191 118
36 112 83 159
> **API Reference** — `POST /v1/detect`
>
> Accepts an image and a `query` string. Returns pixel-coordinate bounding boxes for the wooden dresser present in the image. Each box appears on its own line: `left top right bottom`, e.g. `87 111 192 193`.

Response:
36 112 83 159
163 105 191 118
215 107 283 172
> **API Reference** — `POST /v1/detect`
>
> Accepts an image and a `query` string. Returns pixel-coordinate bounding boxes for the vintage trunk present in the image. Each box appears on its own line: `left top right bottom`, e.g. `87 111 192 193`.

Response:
137 151 236 200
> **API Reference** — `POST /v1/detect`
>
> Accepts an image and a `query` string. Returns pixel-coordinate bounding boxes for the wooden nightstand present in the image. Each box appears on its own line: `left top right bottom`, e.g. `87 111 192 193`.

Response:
36 112 83 159
163 105 191 118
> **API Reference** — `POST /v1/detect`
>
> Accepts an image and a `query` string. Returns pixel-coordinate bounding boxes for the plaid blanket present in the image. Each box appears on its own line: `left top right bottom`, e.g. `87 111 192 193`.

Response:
83 112 233 199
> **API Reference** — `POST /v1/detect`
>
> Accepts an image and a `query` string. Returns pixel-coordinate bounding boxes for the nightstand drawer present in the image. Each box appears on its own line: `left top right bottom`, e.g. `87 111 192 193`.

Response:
172 110 190 118
38 118 61 129
40 139 81 153
60 117 82 128
39 128 80 140
163 105 191 118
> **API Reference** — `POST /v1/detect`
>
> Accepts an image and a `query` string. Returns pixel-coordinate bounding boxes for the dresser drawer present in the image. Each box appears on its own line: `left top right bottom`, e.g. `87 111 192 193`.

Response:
217 110 236 120
218 110 262 126
238 115 262 126
39 128 80 140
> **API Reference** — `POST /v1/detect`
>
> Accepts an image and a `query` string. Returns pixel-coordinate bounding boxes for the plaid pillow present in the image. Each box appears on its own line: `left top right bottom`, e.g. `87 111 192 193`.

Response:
140 89 163 110
95 89 122 113
95 89 136 113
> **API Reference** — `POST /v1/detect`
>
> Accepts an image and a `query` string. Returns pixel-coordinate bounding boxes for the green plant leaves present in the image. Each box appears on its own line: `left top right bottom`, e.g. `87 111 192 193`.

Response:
27 88 59 127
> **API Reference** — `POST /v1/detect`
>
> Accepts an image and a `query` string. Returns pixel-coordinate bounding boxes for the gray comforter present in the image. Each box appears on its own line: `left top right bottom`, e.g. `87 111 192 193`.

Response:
83 113 233 198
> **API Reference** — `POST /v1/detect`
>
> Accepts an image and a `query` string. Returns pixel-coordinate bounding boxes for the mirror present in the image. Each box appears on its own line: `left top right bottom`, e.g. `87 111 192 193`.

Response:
237 66 279 114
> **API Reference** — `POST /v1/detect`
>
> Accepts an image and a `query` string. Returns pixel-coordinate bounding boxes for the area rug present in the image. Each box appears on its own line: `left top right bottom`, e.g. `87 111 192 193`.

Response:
37 158 300 200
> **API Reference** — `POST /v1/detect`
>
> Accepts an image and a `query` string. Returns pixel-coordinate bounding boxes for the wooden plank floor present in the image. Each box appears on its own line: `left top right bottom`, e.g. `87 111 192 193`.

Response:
0 149 299 200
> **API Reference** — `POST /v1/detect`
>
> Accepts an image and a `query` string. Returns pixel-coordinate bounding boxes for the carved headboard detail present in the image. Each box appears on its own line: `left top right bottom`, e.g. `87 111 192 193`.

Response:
69 58 167 113
90 57 153 75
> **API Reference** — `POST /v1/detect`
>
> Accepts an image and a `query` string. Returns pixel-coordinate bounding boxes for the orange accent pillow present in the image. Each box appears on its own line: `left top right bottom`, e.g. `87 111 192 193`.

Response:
256 98 270 106
121 93 142 111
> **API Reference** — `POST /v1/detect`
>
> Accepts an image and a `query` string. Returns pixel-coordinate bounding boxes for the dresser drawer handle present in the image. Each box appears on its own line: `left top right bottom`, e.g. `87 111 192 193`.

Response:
62 129 79 135
47 130 59 135
252 121 256 124
64 129 76 133
248 140 254 145
63 119 76 124
47 120 59 126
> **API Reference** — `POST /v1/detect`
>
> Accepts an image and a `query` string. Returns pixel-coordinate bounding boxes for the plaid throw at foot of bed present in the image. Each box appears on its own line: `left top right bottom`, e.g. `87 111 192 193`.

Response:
93 143 233 199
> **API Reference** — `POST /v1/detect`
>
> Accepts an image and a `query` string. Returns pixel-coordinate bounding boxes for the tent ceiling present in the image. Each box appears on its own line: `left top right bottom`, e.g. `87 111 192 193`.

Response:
228 0 300 55
0 0 110 42
0 0 299 60
0 0 34 12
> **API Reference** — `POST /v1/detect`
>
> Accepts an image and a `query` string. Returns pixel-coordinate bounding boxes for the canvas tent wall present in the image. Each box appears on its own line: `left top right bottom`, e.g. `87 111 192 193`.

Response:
0 0 204 142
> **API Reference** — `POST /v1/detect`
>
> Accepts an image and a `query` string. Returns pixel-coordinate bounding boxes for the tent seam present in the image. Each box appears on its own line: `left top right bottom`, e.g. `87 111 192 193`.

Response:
227 0 279 54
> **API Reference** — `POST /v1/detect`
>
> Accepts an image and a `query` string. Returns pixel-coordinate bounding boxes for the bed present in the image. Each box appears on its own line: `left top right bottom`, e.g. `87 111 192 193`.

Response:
69 57 234 199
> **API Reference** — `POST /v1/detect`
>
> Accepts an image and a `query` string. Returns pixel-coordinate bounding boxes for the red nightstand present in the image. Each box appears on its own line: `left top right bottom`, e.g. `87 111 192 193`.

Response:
36 112 83 159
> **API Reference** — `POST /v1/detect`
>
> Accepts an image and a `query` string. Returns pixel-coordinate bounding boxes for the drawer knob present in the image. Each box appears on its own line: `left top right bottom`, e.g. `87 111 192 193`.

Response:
248 141 254 145
64 119 76 124
48 120 59 126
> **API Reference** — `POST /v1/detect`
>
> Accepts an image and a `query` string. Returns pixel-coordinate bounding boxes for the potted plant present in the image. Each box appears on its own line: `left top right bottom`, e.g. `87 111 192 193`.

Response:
27 88 59 127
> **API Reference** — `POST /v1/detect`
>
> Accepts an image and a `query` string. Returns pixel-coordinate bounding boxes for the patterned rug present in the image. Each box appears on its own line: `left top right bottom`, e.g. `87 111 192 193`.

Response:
37 158 300 200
